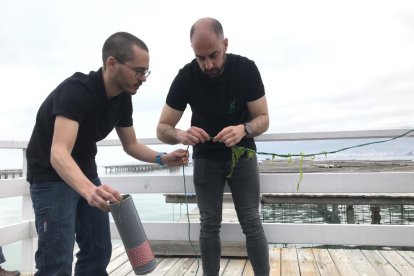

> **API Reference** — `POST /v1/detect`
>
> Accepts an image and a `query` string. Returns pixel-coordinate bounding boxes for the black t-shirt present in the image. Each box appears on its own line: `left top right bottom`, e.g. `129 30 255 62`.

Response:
166 54 265 160
26 68 133 182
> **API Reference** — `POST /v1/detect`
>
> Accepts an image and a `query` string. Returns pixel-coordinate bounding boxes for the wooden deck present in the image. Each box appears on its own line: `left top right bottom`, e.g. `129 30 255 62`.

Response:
107 244 414 275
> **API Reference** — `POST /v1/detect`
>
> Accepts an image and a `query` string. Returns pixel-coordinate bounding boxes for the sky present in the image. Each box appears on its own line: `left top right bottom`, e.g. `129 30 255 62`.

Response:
1 0 414 142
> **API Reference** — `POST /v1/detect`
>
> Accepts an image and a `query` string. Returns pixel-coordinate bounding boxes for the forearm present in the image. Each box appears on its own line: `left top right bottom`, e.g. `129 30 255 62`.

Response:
50 148 96 198
123 141 161 164
248 114 269 137
157 122 181 145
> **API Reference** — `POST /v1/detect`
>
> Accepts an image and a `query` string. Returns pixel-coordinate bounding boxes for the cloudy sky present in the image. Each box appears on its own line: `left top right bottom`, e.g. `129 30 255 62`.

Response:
1 0 413 141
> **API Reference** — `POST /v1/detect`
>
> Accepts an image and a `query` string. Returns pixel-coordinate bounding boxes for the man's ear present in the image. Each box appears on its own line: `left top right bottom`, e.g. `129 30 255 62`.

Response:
223 38 229 52
106 56 118 71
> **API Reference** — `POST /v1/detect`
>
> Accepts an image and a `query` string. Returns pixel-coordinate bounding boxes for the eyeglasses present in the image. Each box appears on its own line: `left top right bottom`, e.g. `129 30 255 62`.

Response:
116 59 151 79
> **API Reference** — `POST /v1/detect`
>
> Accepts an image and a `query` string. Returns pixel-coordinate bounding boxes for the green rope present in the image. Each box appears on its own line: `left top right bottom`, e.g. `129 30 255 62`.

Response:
229 129 414 191
256 129 414 158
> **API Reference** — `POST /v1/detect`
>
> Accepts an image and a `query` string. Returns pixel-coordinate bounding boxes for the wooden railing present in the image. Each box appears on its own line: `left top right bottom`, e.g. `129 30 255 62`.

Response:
0 129 413 274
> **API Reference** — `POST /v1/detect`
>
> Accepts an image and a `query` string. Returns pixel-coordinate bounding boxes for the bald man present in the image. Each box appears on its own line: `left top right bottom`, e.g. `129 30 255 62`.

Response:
157 17 270 275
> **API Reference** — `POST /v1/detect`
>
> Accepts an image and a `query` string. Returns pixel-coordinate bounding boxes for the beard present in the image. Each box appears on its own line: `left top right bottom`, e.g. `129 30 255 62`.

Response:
114 72 141 95
203 53 226 79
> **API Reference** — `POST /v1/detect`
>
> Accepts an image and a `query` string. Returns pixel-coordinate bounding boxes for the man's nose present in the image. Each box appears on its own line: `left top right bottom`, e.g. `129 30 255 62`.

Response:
204 59 213 70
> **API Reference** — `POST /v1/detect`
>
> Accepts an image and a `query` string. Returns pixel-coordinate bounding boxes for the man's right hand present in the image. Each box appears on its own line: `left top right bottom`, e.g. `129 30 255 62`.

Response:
85 184 122 212
177 126 210 145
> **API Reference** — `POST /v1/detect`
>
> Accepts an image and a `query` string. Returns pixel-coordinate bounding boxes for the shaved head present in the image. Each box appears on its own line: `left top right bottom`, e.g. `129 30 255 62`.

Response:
190 17 224 43
189 17 228 78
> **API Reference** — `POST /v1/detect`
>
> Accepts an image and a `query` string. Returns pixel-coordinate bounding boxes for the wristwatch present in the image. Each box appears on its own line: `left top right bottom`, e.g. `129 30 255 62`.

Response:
243 122 253 137
155 152 166 165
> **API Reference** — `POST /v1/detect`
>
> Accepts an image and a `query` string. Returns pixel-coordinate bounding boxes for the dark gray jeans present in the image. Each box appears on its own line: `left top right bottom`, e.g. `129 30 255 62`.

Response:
193 156 270 276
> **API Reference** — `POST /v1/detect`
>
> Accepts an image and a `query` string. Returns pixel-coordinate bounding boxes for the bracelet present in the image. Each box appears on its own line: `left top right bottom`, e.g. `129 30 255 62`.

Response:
155 152 167 165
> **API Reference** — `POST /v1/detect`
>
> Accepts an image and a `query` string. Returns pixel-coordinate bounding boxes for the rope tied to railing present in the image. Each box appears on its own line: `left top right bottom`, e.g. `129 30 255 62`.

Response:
229 129 414 190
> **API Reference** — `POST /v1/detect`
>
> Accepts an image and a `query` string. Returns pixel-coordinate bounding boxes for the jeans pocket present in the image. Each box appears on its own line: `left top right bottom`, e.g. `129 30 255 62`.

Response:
34 204 60 247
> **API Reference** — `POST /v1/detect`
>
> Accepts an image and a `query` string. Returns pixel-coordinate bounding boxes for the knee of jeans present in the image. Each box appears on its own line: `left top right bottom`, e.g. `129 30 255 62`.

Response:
238 211 264 236
200 216 221 237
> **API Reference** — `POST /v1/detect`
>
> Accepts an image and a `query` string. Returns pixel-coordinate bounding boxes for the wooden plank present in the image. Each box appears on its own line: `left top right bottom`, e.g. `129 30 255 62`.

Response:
150 240 247 257
269 248 281 276
219 259 230 275
345 249 379 276
110 260 133 276
99 171 414 195
111 244 127 259
0 140 28 149
147 258 180 275
222 259 246 275
297 248 319 276
281 248 300 275
397 250 414 267
242 260 254 275
125 258 164 276
259 172 414 194
183 258 203 276
259 160 414 174
165 257 195 275
180 258 229 275
96 129 414 146
361 250 399 276
261 224 414 247
328 249 358 276
380 250 414 276
312 248 339 276
107 251 129 274
165 193 234 204
261 193 414 205
106 243 130 275
0 178 29 198
0 221 32 245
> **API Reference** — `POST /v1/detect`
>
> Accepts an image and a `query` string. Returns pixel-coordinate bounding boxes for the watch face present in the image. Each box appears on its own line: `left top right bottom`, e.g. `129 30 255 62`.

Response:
245 123 252 135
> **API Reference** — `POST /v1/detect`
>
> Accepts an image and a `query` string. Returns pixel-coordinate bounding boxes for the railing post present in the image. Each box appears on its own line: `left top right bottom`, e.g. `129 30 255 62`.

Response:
346 205 355 224
21 148 36 274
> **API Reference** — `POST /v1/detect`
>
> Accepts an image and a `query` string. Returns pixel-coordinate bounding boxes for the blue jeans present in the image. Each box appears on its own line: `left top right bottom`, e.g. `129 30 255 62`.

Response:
193 156 270 276
0 246 5 264
30 178 111 276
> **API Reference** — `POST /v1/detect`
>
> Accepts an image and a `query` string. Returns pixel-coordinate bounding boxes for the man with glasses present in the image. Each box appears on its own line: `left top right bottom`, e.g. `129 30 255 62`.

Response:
115 58 151 79
157 18 270 275
26 32 188 275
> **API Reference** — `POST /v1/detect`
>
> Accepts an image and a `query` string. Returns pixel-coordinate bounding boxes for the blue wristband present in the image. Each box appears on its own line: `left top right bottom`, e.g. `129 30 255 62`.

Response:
156 152 166 165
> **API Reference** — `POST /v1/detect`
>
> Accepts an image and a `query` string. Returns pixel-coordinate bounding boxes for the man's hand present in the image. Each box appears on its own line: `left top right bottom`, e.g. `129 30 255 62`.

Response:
85 184 122 212
213 124 245 147
177 126 210 146
163 149 190 166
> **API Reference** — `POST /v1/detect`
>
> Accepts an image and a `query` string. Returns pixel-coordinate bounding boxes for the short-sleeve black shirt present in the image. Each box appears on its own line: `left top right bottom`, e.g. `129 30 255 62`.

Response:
166 54 265 160
26 68 133 182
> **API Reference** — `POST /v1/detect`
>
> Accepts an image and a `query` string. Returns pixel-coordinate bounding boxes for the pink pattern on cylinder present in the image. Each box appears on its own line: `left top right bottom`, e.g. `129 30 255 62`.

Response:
126 240 155 267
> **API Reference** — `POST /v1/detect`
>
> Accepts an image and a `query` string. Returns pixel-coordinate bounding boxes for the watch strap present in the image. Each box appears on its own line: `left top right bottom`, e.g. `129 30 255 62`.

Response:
155 152 167 165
